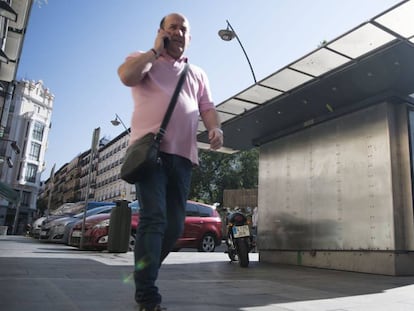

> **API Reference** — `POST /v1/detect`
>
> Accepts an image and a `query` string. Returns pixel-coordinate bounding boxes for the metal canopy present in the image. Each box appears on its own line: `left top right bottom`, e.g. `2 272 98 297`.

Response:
197 0 414 152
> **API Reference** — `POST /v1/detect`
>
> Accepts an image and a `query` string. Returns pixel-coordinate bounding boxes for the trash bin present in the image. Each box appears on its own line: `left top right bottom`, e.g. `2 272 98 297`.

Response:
0 226 7 235
108 200 131 253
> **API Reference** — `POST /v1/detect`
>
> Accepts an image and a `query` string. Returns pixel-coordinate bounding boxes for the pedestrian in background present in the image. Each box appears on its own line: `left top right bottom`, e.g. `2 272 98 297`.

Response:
117 12 223 311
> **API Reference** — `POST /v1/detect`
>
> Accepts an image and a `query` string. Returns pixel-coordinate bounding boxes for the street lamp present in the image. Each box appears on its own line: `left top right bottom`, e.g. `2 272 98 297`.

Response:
218 20 257 83
10 141 20 154
0 156 14 168
0 138 20 154
6 156 13 168
110 113 130 136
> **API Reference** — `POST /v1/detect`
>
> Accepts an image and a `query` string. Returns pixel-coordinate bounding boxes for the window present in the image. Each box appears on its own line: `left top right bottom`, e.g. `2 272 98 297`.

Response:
29 142 41 161
32 121 45 141
21 191 31 207
198 204 213 217
185 203 199 216
25 164 38 183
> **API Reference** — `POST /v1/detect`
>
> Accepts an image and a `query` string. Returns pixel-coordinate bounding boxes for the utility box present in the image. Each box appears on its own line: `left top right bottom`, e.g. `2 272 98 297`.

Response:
108 200 131 253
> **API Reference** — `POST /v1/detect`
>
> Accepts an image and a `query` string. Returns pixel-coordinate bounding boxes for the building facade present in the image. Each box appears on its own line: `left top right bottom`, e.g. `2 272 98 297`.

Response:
38 129 135 215
95 131 135 202
0 79 54 231
0 1 34 233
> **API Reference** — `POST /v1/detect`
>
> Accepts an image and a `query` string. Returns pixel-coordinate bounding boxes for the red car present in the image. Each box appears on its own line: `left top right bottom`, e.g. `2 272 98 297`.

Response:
68 201 139 251
174 201 222 252
69 200 222 252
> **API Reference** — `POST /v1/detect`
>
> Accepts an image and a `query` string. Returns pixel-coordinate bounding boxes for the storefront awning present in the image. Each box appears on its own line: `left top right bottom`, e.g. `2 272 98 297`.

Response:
0 181 19 204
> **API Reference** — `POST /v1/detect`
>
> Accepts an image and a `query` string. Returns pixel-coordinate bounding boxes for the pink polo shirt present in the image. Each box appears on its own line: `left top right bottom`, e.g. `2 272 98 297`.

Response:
126 51 215 165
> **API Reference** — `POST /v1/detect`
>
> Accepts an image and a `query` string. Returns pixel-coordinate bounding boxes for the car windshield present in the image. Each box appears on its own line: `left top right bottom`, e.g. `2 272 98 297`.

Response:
129 200 140 213
71 201 139 218
73 205 114 218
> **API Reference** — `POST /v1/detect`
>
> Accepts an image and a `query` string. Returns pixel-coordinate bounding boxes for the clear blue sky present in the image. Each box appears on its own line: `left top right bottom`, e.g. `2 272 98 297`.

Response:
16 0 401 179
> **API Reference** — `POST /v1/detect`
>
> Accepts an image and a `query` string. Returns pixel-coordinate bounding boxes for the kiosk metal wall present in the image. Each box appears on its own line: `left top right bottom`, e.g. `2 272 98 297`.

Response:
258 102 414 275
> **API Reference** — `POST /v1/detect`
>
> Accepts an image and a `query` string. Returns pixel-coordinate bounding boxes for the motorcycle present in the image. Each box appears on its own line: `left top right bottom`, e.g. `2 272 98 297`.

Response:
225 211 255 267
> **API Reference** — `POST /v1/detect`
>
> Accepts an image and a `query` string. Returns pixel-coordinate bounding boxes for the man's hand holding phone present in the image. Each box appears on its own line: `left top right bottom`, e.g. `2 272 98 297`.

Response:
152 29 170 58
163 37 169 48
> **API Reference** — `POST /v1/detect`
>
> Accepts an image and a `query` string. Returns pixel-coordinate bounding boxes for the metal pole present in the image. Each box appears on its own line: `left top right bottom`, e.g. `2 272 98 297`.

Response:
40 164 56 240
115 113 130 135
226 20 257 84
46 164 56 217
80 127 100 250
11 191 21 235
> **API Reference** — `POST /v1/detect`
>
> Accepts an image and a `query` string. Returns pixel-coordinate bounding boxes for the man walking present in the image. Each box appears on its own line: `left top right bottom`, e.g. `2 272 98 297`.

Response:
118 13 223 311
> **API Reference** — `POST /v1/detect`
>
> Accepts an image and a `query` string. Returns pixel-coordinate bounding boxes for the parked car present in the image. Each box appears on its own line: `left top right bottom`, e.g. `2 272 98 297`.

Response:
68 201 139 251
31 216 47 238
174 201 222 252
39 201 115 240
69 200 222 252
43 204 116 244
31 203 80 238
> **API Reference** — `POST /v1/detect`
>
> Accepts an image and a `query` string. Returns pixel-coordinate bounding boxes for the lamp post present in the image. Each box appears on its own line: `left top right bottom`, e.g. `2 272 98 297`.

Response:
0 138 21 154
80 127 100 250
218 20 257 84
0 139 21 168
111 113 130 136
110 113 130 201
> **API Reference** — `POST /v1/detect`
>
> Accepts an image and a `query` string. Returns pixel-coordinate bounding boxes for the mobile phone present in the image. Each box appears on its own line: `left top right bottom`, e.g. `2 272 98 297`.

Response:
163 37 169 48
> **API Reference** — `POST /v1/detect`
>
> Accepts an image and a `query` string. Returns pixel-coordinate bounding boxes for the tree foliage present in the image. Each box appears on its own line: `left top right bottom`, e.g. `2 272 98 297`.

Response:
189 148 259 205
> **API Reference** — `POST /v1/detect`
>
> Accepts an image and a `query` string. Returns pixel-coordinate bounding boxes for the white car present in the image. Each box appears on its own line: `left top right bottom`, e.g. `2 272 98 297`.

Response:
31 216 47 238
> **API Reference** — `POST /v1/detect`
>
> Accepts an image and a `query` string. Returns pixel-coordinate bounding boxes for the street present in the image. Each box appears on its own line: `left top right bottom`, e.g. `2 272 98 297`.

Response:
1 235 414 311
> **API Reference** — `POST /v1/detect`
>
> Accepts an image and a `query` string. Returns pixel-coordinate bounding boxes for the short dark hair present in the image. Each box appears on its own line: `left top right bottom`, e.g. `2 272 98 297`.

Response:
160 16 166 29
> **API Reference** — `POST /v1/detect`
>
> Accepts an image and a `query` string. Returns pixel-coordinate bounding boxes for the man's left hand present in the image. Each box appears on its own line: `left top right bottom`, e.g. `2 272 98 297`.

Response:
208 128 223 150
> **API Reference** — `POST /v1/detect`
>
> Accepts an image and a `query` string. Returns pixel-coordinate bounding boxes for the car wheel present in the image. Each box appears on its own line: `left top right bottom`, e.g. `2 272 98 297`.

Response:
198 233 216 252
128 234 136 252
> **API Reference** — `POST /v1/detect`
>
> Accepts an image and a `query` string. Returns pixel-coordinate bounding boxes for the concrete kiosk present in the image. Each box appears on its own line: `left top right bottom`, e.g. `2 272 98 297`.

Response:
197 0 414 275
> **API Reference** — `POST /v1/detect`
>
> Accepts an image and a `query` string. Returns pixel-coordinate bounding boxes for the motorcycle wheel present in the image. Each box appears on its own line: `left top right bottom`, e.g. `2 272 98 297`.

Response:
235 238 249 268
227 247 238 261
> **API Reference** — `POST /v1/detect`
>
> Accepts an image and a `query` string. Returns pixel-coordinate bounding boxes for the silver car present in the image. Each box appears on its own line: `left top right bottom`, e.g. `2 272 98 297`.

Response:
44 205 115 244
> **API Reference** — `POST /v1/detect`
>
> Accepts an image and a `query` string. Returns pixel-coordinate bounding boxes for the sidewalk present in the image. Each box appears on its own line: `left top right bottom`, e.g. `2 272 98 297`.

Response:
1 235 414 310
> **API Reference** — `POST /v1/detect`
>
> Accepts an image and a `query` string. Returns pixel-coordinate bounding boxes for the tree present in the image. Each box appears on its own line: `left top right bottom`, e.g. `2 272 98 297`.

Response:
189 148 258 205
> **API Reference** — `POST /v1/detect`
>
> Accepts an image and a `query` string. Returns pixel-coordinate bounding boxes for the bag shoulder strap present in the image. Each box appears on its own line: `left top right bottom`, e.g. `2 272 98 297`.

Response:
155 63 189 142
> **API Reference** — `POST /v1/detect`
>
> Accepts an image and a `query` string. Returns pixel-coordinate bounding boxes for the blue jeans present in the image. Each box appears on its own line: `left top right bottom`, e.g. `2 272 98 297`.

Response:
134 152 192 307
